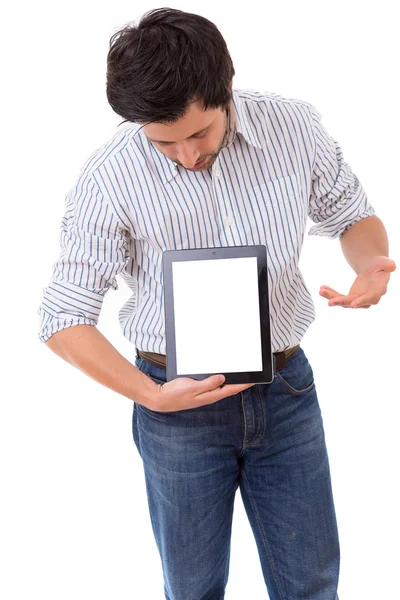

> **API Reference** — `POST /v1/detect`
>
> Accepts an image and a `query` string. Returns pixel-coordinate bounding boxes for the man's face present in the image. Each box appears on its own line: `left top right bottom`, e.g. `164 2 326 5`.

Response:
143 99 229 171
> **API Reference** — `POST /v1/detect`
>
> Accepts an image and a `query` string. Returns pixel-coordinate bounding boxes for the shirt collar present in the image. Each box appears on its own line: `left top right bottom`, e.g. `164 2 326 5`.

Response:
149 88 264 184
232 89 264 151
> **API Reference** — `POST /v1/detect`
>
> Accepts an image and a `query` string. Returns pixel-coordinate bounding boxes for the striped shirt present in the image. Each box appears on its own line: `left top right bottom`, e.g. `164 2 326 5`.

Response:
37 88 376 353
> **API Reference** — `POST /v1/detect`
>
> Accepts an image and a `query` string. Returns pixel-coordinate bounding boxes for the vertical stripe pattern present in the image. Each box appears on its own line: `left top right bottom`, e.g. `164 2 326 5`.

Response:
38 89 376 353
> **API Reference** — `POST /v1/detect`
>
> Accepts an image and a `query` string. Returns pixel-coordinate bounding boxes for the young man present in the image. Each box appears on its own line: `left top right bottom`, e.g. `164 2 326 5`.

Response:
38 8 395 600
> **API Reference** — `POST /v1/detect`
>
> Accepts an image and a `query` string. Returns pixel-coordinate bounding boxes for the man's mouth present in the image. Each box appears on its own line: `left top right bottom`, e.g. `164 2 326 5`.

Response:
193 157 207 168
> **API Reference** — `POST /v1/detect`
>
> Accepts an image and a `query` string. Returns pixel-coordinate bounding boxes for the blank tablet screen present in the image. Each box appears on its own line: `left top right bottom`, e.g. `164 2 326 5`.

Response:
172 256 263 375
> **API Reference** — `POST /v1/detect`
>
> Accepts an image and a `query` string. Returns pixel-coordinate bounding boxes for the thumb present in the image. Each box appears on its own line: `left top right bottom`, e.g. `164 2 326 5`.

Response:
386 259 397 272
199 374 225 391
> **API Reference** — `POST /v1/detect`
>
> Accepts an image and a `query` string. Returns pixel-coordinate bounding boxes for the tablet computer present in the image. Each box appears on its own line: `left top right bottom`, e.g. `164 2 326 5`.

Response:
162 245 273 385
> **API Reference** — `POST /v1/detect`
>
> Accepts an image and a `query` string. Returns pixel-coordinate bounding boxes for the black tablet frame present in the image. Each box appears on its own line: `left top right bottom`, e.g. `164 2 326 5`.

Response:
162 245 273 384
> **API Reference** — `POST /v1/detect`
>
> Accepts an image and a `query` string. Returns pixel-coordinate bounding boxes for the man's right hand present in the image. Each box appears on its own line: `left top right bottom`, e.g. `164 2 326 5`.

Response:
143 374 255 413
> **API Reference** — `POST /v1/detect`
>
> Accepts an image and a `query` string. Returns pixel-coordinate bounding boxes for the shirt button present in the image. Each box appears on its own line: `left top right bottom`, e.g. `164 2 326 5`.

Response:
215 169 221 178
224 216 233 227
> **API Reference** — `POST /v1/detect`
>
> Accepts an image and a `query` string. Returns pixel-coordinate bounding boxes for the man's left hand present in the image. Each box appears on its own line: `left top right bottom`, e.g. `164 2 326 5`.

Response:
319 256 396 309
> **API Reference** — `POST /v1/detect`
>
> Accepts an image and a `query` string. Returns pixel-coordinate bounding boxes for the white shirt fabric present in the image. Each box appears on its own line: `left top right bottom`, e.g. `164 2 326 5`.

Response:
37 88 376 353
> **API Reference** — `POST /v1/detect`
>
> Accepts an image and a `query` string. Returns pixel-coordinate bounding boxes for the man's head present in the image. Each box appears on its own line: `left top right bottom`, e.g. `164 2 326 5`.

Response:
106 8 235 170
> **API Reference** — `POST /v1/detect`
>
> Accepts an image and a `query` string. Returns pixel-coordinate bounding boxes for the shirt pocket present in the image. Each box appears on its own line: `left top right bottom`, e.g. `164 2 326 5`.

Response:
250 172 300 248
253 172 299 206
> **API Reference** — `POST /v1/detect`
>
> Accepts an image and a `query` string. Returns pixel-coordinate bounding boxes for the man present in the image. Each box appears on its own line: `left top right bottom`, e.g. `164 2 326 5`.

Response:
38 7 396 600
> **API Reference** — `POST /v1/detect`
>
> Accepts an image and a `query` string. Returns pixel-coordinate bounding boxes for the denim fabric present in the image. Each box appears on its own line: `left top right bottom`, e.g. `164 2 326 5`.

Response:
132 347 340 600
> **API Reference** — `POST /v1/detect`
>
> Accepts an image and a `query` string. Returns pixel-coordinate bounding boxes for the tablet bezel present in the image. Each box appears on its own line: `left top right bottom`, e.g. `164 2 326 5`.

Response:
162 245 273 384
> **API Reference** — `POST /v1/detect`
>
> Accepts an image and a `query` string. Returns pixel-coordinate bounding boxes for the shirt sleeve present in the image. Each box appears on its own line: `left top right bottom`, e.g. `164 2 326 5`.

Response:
37 170 131 343
306 103 376 240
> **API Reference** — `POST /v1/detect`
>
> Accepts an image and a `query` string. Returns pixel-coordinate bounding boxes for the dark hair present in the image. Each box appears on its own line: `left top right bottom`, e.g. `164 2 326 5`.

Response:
106 7 235 125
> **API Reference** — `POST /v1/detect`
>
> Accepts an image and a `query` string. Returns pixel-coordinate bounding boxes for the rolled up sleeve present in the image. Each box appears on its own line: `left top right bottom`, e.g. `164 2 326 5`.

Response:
38 170 131 343
307 104 376 240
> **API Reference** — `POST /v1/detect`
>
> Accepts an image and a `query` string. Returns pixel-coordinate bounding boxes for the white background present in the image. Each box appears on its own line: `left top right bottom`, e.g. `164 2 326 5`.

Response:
2 1 399 598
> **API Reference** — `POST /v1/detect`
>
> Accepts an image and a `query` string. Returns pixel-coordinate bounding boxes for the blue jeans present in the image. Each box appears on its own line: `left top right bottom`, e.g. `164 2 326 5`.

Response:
132 347 340 600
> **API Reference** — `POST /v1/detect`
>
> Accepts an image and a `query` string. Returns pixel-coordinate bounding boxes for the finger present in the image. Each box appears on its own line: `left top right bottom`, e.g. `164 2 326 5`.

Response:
194 375 253 395
338 297 373 308
384 259 397 272
196 374 226 392
319 286 340 298
227 382 255 391
329 292 364 307
328 295 350 306
320 285 338 293
201 380 254 396
192 373 254 396
194 380 255 405
350 295 373 308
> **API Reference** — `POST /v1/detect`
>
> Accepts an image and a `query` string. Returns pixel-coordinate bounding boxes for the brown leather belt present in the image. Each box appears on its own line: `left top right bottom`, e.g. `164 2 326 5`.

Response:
136 344 300 373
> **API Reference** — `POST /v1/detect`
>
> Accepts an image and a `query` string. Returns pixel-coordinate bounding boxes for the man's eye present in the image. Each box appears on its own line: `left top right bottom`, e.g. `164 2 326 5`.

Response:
158 132 207 147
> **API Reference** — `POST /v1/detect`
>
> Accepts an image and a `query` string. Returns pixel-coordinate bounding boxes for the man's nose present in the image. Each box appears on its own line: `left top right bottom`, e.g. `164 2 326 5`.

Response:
176 143 200 168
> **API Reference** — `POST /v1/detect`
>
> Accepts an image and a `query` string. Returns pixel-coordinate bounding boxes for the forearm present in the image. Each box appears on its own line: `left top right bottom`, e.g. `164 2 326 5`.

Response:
45 324 156 406
340 215 389 274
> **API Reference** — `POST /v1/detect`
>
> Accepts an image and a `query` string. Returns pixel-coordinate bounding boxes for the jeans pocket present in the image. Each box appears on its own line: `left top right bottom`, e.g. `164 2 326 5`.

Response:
274 350 316 396
135 356 167 386
275 370 315 396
